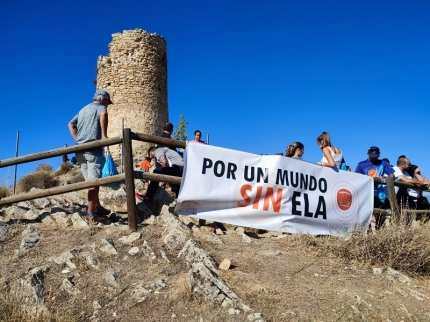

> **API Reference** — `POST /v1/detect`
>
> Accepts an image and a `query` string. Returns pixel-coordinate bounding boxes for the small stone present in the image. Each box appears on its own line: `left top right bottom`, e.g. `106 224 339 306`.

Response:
242 234 252 243
373 268 383 275
119 232 142 244
235 227 245 235
228 308 240 315
93 300 102 310
215 228 224 235
219 258 231 270
128 246 140 256
99 237 117 255
247 312 266 321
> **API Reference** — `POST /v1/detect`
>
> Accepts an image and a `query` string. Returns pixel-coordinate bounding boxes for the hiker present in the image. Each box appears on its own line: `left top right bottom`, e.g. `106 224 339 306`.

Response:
355 146 395 228
156 122 178 151
139 146 184 203
393 157 428 209
135 157 151 200
316 132 343 169
285 142 304 160
190 130 206 144
406 165 430 210
68 89 112 223
62 144 69 163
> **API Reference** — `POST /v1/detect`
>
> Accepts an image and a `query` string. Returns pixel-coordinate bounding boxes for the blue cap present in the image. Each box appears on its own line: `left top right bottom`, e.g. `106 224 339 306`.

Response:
94 89 113 104
367 146 380 158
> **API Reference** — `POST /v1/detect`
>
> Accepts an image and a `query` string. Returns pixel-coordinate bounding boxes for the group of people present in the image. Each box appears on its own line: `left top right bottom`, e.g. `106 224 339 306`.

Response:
286 132 430 223
67 89 209 222
135 124 207 203
68 89 428 224
286 132 344 169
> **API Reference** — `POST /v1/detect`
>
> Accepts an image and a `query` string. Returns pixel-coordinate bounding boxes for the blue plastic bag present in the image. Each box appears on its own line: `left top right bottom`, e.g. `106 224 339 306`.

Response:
102 154 120 189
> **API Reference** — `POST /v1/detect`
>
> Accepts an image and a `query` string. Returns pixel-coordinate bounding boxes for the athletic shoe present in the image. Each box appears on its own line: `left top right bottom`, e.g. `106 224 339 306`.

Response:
85 213 108 223
95 206 111 217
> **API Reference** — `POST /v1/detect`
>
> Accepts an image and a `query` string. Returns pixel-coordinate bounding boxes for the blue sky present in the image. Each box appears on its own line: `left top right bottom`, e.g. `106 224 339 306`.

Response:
1 0 429 184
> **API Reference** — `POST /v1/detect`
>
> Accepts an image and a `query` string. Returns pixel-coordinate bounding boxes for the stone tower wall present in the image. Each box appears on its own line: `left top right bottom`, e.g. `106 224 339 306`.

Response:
96 29 168 159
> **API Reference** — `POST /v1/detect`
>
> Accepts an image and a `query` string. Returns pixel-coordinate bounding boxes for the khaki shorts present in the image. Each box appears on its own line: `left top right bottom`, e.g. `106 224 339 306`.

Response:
76 151 105 181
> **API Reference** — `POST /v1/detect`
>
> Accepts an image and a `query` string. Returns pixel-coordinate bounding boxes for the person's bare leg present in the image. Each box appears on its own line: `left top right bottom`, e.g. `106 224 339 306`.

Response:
88 186 98 214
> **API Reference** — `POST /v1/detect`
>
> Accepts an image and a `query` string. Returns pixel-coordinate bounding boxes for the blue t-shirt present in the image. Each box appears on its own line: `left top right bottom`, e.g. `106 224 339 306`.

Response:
355 159 394 202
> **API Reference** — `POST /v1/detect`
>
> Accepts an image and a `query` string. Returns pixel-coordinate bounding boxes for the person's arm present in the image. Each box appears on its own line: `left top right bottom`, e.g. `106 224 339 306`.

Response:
321 147 336 167
160 154 168 167
100 110 108 139
384 162 395 178
398 175 425 185
68 122 77 141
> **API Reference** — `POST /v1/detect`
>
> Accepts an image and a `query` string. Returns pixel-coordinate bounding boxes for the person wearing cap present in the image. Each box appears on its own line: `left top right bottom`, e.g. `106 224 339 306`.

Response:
68 89 113 223
355 146 395 212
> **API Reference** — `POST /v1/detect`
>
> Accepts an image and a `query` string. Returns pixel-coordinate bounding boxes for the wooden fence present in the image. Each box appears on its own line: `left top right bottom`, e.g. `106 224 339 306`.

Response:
0 129 428 231
0 129 185 231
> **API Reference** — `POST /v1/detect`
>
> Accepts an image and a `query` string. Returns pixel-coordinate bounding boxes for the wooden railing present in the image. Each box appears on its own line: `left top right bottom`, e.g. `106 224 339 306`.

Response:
0 130 428 231
0 128 185 231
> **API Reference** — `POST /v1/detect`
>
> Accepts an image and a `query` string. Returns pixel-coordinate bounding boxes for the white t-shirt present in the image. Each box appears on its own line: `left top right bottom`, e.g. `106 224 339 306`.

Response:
393 166 421 198
320 147 343 169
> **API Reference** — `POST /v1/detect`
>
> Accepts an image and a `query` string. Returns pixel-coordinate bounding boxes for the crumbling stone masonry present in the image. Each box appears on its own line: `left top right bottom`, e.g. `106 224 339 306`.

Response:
96 29 168 158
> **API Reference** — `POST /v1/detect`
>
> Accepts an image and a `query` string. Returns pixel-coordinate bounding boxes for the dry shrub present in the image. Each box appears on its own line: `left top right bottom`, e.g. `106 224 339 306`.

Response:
0 295 77 322
17 171 58 193
36 163 53 172
55 163 74 175
0 186 10 199
289 211 430 276
69 172 85 184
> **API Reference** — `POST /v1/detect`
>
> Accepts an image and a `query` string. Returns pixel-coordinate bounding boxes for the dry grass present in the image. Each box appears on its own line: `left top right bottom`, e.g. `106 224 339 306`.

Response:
0 186 10 199
288 211 430 275
0 295 77 322
36 163 53 172
54 163 74 176
17 165 58 193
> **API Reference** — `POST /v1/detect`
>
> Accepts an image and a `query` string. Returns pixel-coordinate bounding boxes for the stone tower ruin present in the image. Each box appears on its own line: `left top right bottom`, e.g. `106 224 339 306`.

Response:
96 29 168 158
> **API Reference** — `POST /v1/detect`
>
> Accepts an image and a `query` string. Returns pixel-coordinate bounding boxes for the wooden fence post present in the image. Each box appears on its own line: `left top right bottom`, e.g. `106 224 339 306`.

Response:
123 128 137 231
385 177 400 220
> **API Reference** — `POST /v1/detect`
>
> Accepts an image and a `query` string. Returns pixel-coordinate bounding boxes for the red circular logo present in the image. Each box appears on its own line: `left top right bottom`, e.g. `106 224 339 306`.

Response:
337 188 352 211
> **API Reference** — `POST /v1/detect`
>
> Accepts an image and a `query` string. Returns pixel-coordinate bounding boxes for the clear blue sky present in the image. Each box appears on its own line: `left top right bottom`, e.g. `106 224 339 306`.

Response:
1 0 429 184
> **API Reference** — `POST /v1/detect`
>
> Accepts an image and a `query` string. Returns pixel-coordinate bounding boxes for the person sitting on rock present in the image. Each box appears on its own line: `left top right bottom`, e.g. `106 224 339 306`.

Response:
139 146 184 202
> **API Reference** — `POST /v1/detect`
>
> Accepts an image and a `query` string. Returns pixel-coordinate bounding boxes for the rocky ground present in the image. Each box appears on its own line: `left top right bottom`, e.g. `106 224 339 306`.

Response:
0 185 429 322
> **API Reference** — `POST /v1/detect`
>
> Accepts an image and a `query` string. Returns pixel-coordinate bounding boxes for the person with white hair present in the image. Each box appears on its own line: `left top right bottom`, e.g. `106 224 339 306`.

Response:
68 89 112 223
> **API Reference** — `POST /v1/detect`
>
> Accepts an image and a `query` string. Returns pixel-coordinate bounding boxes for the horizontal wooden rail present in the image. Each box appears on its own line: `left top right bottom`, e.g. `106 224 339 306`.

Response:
0 171 182 207
134 132 187 149
134 171 182 185
0 174 125 206
0 136 123 168
373 177 429 192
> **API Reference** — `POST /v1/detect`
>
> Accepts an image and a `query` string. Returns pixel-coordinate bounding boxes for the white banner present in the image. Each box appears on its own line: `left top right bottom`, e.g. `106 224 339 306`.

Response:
175 143 374 236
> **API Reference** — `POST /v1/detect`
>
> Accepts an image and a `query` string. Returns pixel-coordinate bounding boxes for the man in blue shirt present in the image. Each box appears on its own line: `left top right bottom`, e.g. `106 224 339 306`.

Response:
355 146 395 209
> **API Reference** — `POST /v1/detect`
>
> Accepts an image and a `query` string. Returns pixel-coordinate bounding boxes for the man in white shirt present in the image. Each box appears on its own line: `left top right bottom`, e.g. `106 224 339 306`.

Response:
393 157 427 207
